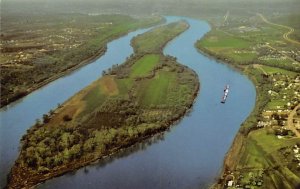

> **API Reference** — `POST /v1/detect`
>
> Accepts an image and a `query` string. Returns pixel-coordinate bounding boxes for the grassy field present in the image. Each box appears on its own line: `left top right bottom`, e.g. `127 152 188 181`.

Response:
130 54 160 78
230 53 257 62
260 65 298 77
196 11 300 189
238 129 300 189
197 19 300 72
270 13 300 41
199 30 252 49
8 21 196 188
137 70 175 107
0 12 163 107
132 21 188 53
196 29 258 64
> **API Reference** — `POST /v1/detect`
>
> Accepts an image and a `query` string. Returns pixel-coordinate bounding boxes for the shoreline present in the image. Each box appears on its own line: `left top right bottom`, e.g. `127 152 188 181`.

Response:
195 46 259 189
1 47 107 108
7 64 200 189
7 21 196 188
1 18 165 109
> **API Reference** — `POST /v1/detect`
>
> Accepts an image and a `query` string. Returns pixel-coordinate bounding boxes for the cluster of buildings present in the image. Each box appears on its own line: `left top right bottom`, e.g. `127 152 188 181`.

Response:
0 28 86 68
293 145 300 167
260 74 300 135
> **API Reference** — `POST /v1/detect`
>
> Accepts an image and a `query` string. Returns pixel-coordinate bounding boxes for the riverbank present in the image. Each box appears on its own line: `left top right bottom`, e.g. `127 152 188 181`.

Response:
197 24 300 188
8 89 199 189
7 21 200 188
1 47 105 108
196 43 260 189
1 15 164 108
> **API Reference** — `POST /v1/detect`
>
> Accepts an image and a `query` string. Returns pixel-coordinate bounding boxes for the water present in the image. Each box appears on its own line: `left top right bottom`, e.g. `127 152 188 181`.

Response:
0 17 176 188
0 16 256 189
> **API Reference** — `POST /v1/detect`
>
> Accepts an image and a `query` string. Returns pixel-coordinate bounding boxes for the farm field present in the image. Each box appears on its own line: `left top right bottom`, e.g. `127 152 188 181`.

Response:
0 12 163 107
8 21 199 188
196 10 300 189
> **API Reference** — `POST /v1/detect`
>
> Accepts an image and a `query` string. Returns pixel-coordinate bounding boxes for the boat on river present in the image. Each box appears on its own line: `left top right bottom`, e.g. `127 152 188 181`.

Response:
221 85 229 103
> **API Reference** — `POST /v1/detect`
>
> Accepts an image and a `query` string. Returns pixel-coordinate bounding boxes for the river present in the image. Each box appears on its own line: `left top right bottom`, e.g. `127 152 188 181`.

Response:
0 16 256 188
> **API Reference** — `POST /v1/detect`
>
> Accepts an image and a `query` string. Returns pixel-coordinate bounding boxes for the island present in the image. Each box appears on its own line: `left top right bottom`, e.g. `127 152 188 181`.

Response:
0 12 163 108
7 21 199 188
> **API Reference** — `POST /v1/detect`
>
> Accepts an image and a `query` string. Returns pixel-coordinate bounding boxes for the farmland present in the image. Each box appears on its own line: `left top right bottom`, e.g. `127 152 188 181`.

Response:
7 21 199 188
196 11 300 189
0 12 163 107
132 21 189 53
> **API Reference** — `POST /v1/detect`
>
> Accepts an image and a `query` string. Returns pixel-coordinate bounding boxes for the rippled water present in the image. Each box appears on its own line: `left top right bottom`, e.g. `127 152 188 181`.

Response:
0 16 256 189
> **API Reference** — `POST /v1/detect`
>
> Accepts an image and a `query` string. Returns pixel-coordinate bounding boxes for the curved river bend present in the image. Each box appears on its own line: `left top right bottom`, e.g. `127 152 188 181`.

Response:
0 16 256 188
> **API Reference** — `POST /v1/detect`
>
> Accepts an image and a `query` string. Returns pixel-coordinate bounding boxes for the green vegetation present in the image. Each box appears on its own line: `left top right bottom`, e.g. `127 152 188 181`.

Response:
196 19 300 72
260 65 298 77
138 70 175 106
237 129 300 189
130 54 160 77
0 12 163 107
199 30 252 49
132 21 188 53
196 10 300 189
8 21 195 188
270 13 300 41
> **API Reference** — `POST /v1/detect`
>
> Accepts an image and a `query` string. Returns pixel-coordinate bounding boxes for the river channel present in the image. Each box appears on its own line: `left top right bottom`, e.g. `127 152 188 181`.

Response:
0 16 256 188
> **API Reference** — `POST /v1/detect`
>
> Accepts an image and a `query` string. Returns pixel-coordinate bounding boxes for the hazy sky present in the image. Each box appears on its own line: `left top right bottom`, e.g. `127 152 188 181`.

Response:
2 0 299 16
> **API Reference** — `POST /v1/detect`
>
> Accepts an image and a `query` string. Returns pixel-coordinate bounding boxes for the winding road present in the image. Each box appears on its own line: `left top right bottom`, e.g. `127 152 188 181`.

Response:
286 103 300 138
257 13 300 45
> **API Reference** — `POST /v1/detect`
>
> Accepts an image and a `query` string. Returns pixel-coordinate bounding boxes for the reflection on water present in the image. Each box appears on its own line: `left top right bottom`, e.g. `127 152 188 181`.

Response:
2 16 256 189
0 16 178 188
92 133 166 170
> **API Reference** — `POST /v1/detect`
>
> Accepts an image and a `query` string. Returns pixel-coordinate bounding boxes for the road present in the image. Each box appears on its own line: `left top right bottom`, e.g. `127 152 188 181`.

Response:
265 44 299 63
223 11 230 25
253 64 267 75
257 13 300 45
286 103 300 138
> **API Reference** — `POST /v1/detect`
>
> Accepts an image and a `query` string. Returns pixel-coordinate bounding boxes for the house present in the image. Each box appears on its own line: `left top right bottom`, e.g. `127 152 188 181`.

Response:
227 180 234 187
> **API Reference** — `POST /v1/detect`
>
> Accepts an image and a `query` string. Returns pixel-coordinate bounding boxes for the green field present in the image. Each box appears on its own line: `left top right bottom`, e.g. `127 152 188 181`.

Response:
115 78 134 96
9 21 197 188
196 29 258 64
132 21 188 53
130 54 160 78
230 52 257 62
265 100 287 110
197 25 300 72
196 11 300 189
238 129 300 188
270 13 300 41
198 30 252 49
0 13 163 107
82 84 107 114
260 65 298 77
137 70 175 107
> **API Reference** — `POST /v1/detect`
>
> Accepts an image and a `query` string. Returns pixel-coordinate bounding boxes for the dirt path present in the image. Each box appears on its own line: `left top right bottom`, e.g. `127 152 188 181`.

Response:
257 13 300 45
286 103 300 137
253 64 268 75
223 11 230 25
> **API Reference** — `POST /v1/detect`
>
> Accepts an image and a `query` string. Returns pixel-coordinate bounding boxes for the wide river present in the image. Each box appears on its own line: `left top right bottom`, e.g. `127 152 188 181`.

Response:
0 16 255 188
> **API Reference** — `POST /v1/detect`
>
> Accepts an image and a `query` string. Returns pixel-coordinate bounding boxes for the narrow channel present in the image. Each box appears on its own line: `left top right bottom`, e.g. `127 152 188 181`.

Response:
0 17 175 188
0 16 256 189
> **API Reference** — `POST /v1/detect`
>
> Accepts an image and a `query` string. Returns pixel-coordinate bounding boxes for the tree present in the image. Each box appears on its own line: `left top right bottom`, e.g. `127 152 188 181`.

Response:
35 119 41 126
63 114 72 122
69 144 81 159
43 114 50 123
83 139 96 153
49 109 54 115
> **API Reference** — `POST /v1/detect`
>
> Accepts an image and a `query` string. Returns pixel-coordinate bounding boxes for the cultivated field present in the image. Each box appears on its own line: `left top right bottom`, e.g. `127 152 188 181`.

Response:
197 10 300 189
8 21 198 188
